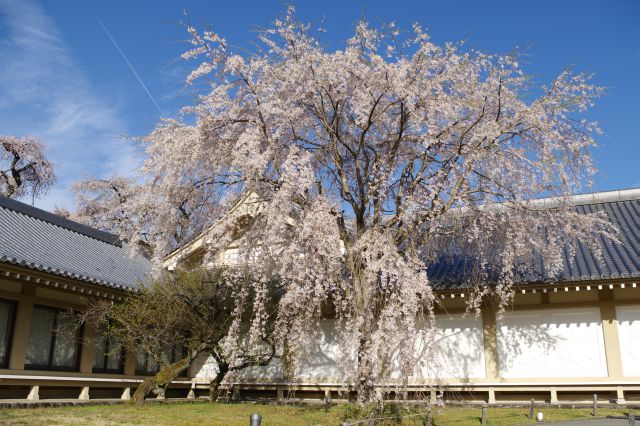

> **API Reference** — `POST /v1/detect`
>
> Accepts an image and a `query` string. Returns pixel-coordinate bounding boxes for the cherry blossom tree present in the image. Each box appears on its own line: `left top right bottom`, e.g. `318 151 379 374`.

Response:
0 135 55 200
70 178 137 231
70 175 217 261
69 177 158 255
104 9 615 403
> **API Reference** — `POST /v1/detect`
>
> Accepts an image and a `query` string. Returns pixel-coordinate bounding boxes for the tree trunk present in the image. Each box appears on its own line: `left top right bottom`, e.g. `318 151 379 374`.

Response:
131 352 199 406
356 311 376 405
131 376 159 407
209 362 230 401
351 258 378 405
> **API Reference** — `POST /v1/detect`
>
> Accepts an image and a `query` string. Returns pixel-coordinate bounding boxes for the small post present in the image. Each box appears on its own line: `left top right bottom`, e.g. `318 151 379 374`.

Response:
481 402 487 426
27 385 39 401
324 389 331 404
488 388 496 404
629 412 635 426
592 393 598 417
529 398 535 419
79 386 90 401
250 413 262 426
121 387 131 400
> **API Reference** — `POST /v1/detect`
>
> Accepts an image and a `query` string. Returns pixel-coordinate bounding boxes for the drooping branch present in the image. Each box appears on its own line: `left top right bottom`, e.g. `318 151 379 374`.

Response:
104 9 611 404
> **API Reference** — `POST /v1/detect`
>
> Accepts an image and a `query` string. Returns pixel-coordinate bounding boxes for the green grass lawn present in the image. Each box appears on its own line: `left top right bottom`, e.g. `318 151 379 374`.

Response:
0 401 634 425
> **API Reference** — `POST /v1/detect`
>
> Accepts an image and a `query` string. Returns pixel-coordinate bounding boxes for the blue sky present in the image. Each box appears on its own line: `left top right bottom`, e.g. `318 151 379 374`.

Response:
0 0 638 210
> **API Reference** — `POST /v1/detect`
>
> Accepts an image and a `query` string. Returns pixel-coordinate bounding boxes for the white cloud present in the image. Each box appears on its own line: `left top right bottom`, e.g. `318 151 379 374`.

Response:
0 0 143 210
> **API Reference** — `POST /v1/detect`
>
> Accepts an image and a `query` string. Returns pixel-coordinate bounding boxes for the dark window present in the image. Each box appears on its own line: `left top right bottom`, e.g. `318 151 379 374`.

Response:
0 299 17 368
92 326 125 374
135 347 158 376
135 346 184 376
25 305 83 371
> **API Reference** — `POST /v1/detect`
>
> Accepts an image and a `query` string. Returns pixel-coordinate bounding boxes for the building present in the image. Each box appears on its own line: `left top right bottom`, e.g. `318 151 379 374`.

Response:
0 188 639 405
0 195 199 402
170 188 640 405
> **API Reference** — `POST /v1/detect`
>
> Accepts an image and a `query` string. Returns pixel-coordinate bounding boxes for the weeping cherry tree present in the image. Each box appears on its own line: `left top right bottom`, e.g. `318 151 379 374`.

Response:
92 9 616 403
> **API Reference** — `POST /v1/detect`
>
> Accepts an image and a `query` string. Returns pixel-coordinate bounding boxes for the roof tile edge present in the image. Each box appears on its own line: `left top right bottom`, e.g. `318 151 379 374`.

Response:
531 187 640 208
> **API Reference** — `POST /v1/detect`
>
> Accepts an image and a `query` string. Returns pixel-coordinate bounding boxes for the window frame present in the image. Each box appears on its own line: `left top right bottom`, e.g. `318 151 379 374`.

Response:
92 331 125 375
0 298 17 369
135 348 159 376
135 346 186 377
24 305 84 372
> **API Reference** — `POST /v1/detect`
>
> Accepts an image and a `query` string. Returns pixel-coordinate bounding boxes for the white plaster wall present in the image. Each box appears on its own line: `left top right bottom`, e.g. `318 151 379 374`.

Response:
191 353 283 381
191 315 486 382
192 353 218 380
190 320 347 381
497 307 608 378
384 314 486 380
296 319 355 380
296 316 486 381
189 320 348 382
230 358 284 381
426 314 486 379
616 305 640 377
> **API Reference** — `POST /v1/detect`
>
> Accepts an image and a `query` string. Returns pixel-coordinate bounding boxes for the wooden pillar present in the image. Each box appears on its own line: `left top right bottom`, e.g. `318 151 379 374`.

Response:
123 350 136 376
79 325 96 374
122 351 137 397
9 298 33 370
599 292 624 378
481 305 500 380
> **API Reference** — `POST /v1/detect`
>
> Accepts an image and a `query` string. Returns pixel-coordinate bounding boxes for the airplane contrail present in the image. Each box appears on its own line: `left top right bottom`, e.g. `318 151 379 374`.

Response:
97 17 163 115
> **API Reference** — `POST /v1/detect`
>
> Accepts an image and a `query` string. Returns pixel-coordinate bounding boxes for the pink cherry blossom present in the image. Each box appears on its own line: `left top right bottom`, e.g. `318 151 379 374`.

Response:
75 8 616 403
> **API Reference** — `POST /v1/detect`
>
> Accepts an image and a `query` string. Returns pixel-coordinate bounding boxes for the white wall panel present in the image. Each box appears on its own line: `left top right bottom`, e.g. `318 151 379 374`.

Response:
616 305 640 377
193 316 487 382
422 314 486 379
296 319 355 380
296 316 486 381
231 358 283 380
191 353 283 381
497 308 607 378
385 314 485 380
192 354 218 380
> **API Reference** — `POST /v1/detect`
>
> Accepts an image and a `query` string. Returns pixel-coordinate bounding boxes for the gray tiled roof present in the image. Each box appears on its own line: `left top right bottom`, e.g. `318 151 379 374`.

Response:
0 196 151 290
427 190 640 290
